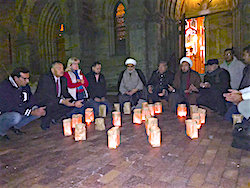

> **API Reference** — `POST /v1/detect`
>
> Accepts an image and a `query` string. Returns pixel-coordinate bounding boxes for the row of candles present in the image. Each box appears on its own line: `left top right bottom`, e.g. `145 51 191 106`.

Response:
177 104 206 139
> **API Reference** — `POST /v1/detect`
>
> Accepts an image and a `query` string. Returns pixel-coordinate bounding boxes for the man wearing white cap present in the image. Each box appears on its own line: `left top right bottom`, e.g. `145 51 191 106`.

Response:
118 58 147 109
168 57 201 112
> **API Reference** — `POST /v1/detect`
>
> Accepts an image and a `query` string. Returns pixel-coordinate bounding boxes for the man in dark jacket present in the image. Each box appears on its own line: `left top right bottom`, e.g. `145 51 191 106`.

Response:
197 59 230 115
86 62 111 116
118 58 147 109
0 67 46 140
168 57 201 112
35 61 84 130
147 61 174 102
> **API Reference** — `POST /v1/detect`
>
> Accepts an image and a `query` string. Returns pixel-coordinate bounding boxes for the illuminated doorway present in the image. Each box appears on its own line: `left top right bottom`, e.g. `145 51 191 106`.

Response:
185 16 205 74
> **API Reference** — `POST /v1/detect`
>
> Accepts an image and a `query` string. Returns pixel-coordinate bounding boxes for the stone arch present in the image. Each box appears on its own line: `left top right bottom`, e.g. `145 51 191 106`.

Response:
103 0 128 56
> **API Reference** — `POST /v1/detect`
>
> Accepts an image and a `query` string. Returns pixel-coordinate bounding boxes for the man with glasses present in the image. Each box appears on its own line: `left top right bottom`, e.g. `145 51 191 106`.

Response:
0 67 46 140
220 48 245 89
118 58 147 110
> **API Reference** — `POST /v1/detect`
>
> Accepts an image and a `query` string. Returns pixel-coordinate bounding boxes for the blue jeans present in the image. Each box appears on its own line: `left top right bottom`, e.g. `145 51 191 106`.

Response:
87 98 111 117
0 112 39 136
224 105 239 123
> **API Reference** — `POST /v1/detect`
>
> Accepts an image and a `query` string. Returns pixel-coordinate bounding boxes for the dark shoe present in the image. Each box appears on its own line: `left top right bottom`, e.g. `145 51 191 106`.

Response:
10 127 26 135
0 135 10 141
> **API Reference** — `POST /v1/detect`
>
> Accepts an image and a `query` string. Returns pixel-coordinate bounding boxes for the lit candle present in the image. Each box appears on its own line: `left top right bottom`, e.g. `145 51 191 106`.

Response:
74 123 86 141
114 103 120 112
72 114 82 128
154 102 162 114
177 104 187 117
95 118 105 131
146 118 158 136
133 109 142 124
85 108 94 125
99 105 107 117
63 118 72 136
107 127 120 149
148 104 155 117
198 108 206 124
142 107 150 121
149 126 161 147
123 102 131 114
191 112 201 129
232 114 243 127
112 111 121 127
185 119 198 139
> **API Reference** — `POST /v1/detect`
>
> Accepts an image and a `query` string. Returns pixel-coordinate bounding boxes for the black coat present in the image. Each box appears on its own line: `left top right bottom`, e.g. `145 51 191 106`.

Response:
239 65 250 90
147 70 174 92
204 68 230 93
85 71 107 99
35 72 73 106
0 78 35 116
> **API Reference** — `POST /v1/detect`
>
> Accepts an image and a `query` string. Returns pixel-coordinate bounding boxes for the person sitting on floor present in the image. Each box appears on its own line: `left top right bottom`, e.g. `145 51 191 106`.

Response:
35 61 84 130
168 57 201 113
147 61 174 103
224 45 250 122
197 59 230 116
63 57 89 100
220 48 245 89
118 58 147 110
224 86 250 150
86 61 111 116
0 67 46 140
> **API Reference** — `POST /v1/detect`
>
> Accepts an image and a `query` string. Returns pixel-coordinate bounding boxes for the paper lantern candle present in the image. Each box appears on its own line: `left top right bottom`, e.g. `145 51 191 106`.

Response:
190 105 198 117
149 126 161 147
123 102 131 114
185 119 198 139
191 112 201 129
114 103 120 112
107 127 120 149
95 118 105 131
148 104 155 117
74 123 86 141
142 102 148 109
177 104 187 117
133 109 142 124
85 108 94 125
63 118 72 136
99 105 107 117
146 118 158 136
72 114 83 128
198 108 206 124
154 102 162 114
142 107 150 121
232 114 244 127
112 111 121 127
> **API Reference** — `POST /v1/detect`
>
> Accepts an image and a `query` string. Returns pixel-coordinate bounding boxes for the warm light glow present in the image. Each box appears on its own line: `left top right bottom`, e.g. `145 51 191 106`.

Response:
185 119 198 139
177 104 187 117
99 105 107 117
148 104 155 117
116 3 125 17
107 127 120 149
133 109 142 124
232 114 243 127
72 114 83 128
198 108 206 124
112 111 121 127
142 107 150 121
149 126 161 147
154 102 162 114
146 118 158 136
63 118 72 136
85 108 94 125
190 105 198 117
60 24 64 32
114 103 120 112
74 123 86 141
191 112 201 129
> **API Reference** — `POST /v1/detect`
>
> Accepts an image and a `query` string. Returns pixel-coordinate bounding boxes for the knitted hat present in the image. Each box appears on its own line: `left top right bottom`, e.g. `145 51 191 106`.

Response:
180 57 193 67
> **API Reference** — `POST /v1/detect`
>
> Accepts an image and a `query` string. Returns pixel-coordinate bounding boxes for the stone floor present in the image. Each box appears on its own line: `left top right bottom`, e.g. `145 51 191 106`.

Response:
0 106 249 188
